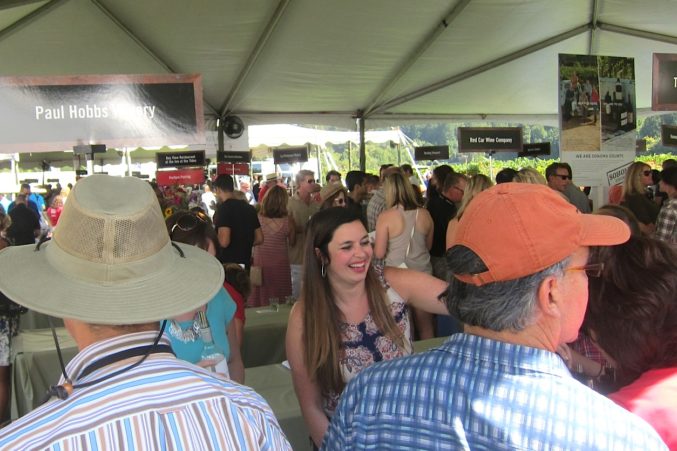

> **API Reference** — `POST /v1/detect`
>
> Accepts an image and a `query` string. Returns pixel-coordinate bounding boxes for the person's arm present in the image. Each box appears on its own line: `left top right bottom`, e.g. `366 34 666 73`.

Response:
373 211 389 259
253 227 264 246
287 216 296 247
286 302 329 448
227 320 244 384
384 266 449 315
422 209 434 250
217 226 231 248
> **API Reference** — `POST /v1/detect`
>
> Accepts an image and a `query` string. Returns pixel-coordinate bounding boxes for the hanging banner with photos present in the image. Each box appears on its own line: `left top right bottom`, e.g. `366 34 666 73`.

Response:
559 54 636 186
0 74 204 153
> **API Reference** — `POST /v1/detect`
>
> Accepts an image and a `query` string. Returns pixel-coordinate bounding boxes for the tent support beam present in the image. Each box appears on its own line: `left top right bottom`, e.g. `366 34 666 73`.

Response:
90 0 220 115
219 0 292 116
0 0 49 12
596 21 677 45
363 0 473 116
368 23 591 116
588 0 599 54
0 0 65 42
357 112 366 172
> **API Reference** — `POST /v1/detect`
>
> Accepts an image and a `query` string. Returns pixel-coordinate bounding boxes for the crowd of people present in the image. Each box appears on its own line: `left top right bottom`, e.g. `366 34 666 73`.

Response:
0 156 674 448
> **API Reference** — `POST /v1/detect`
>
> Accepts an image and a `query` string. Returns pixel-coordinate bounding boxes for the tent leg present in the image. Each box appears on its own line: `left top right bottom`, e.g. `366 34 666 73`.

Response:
348 141 352 170
358 114 366 172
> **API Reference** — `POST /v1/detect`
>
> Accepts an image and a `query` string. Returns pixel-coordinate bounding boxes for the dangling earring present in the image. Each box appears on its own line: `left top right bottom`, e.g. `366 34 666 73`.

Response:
321 263 327 278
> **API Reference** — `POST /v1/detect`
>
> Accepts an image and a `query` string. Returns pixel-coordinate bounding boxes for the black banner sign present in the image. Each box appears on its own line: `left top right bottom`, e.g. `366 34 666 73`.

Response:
75 169 88 176
414 145 449 161
273 146 309 165
652 53 677 111
20 178 39 184
156 151 205 168
0 74 204 153
661 124 677 147
458 127 523 152
518 142 551 157
217 150 252 163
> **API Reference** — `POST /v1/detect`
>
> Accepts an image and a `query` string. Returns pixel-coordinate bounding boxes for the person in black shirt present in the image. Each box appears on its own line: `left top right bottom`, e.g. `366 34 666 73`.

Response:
212 175 263 268
6 194 40 246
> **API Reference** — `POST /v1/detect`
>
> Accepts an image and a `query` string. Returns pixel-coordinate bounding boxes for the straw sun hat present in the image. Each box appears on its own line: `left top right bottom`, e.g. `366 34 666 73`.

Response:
0 175 224 325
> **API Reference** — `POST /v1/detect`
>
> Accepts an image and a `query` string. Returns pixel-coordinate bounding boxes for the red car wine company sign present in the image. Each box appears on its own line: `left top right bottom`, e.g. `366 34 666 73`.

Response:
0 74 204 153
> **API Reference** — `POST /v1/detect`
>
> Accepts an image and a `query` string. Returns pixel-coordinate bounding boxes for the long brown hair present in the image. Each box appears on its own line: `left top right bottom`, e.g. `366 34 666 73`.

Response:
301 207 405 395
585 236 677 387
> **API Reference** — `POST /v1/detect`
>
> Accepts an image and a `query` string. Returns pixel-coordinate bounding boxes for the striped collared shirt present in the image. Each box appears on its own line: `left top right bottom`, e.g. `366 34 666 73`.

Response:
322 333 667 450
0 331 291 450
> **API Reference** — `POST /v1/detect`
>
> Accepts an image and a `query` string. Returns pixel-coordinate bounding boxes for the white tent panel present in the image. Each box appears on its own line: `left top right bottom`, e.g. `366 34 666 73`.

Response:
388 34 590 116
385 0 589 102
0 1 49 31
233 0 452 113
0 0 167 76
99 0 278 114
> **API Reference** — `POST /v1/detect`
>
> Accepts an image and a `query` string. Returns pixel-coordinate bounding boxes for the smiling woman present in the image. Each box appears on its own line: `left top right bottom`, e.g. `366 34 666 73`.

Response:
285 207 450 448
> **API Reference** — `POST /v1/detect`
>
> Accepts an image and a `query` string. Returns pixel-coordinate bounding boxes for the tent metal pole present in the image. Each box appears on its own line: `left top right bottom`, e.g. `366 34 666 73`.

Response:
219 0 292 116
90 0 220 115
596 21 677 45
588 0 599 55
363 0 473 116
348 141 352 171
358 114 366 172
0 0 65 42
370 24 591 115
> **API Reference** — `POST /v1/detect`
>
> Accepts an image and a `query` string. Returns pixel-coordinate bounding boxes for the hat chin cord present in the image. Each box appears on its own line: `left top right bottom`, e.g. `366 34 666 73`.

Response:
43 318 170 402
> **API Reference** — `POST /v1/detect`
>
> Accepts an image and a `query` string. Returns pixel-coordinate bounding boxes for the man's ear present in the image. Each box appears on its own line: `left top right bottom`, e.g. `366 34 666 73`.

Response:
537 275 562 319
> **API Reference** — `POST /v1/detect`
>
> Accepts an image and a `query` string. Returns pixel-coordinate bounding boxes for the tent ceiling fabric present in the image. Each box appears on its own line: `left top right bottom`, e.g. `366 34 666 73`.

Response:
1 0 676 128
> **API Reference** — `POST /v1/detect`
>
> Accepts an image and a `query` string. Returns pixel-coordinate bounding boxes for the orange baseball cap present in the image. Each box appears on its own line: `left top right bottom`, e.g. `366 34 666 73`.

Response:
450 182 630 286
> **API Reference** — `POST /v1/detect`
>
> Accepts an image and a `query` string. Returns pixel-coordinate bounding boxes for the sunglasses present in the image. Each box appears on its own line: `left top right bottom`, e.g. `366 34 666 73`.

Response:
555 174 572 180
171 211 208 236
565 262 604 278
641 170 652 176
306 179 316 184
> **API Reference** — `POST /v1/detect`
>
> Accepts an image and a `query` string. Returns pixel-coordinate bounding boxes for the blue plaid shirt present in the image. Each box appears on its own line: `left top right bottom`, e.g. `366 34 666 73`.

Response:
322 333 667 450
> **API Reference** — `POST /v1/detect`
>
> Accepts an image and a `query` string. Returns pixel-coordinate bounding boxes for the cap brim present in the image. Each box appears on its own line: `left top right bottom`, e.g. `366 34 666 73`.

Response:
579 214 631 247
0 242 224 325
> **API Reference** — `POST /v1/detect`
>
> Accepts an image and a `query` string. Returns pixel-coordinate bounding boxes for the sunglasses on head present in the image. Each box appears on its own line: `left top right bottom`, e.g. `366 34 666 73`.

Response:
171 211 208 236
555 174 572 180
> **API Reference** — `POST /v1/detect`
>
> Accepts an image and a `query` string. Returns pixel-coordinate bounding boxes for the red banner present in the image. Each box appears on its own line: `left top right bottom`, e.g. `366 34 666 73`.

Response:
217 163 250 176
156 168 205 186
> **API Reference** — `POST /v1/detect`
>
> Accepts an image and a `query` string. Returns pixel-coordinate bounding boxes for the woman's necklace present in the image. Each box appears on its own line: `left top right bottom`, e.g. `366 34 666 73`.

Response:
167 314 201 343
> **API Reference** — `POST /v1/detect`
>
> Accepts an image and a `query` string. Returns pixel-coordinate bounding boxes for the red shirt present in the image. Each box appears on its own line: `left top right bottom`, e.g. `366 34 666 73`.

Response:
609 367 677 448
47 206 63 227
223 281 246 324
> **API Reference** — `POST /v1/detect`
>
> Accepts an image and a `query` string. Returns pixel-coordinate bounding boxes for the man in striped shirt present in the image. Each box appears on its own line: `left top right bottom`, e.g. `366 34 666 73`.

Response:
0 175 291 450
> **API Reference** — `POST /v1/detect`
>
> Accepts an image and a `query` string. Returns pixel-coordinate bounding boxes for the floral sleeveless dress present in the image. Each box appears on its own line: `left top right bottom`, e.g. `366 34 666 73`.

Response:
323 287 412 416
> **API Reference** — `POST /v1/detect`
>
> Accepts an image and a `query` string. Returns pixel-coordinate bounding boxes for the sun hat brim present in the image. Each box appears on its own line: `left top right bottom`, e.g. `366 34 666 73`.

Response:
0 241 224 325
